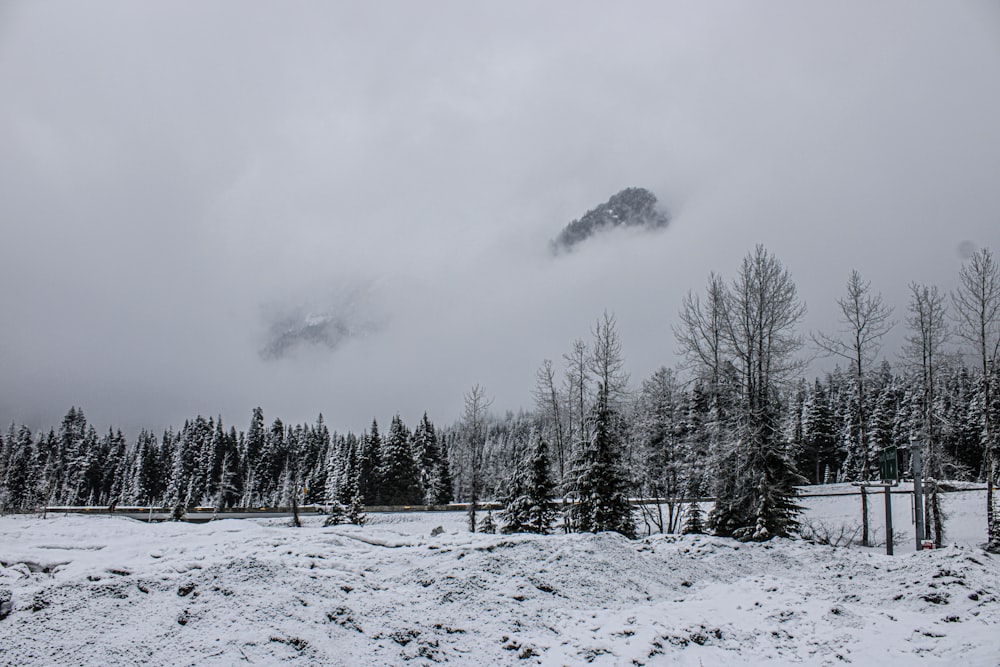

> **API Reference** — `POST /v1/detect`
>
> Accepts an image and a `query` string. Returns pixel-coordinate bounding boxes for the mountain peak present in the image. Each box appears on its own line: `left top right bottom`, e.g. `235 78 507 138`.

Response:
552 187 669 252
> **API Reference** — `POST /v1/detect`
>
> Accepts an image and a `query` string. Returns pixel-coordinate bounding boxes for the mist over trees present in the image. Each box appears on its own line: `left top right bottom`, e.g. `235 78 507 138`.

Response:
2 246 997 548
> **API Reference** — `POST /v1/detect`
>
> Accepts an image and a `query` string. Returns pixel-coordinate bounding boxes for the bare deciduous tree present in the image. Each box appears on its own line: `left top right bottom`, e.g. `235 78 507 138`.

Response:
722 246 807 539
633 367 685 534
562 339 591 459
677 245 806 540
813 270 894 546
902 282 951 547
533 359 568 486
674 273 733 516
952 247 1000 552
674 272 728 402
460 384 493 532
589 311 630 408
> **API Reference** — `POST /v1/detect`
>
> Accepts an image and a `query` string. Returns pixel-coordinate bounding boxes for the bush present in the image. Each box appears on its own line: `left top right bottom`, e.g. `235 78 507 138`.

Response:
799 519 861 547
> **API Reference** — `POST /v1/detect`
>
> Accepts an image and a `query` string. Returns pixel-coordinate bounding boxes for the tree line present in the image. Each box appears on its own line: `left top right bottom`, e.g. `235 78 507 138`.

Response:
1 246 997 551
0 408 453 518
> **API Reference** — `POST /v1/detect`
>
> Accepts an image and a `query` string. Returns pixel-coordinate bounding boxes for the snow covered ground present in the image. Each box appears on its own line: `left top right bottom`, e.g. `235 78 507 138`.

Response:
1 489 998 666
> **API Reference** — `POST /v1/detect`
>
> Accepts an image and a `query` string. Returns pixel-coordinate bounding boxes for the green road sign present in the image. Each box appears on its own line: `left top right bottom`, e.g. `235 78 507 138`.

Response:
879 446 898 481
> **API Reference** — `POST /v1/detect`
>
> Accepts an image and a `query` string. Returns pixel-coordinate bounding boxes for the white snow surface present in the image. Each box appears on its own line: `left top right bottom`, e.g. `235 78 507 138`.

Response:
1 490 998 666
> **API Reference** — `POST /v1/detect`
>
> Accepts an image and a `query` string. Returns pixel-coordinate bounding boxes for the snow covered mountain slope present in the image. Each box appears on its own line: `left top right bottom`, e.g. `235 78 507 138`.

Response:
1 500 997 666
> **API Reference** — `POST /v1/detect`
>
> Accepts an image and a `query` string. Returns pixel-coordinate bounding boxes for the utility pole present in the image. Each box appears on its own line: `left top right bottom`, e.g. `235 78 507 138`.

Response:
884 484 894 556
911 439 926 551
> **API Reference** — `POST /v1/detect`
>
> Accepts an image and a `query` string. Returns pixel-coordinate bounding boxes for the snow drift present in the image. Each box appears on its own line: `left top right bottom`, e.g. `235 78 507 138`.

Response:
1 502 998 666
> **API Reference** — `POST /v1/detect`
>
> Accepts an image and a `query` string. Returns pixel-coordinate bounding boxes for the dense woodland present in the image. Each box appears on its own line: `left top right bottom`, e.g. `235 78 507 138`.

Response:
2 246 998 550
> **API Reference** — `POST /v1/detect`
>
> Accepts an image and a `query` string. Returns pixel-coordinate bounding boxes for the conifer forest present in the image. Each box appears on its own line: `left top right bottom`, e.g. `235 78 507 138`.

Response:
2 246 999 551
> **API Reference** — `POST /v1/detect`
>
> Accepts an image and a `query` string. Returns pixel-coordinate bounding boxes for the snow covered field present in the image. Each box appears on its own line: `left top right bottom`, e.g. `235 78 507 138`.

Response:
1 489 998 666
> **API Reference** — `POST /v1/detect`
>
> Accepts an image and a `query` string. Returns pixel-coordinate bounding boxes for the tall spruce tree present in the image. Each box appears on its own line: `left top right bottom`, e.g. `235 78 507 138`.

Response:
433 433 454 505
378 415 422 505
499 432 557 534
304 415 330 504
359 420 382 505
564 386 635 538
3 426 37 510
412 412 444 504
799 380 838 484
242 408 266 506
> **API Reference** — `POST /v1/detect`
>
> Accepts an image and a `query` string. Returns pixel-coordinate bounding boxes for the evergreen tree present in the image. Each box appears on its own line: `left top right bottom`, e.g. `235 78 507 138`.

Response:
499 433 557 534
633 367 687 534
336 434 362 505
303 415 330 504
242 407 266 506
192 417 215 504
564 387 635 538
682 383 712 498
103 428 127 506
869 370 899 454
378 415 422 505
681 501 705 535
78 426 102 505
218 425 243 508
737 445 803 542
167 418 205 508
159 428 178 504
412 412 444 504
36 429 59 509
283 425 303 526
58 407 89 505
359 420 382 505
478 507 497 534
3 426 37 510
699 247 806 541
253 418 286 506
433 433 454 505
799 380 837 484
214 446 240 511
324 433 345 504
526 441 556 527
323 434 366 527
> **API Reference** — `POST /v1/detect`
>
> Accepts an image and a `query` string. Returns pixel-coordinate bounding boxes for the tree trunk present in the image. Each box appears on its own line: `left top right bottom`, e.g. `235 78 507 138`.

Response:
467 471 478 533
290 491 301 528
988 456 999 552
929 482 943 547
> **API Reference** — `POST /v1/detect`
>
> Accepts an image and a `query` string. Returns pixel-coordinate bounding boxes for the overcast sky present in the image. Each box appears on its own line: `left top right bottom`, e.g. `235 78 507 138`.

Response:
2 1 999 436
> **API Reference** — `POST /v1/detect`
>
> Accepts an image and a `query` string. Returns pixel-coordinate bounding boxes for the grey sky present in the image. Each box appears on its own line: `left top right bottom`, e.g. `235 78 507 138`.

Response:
2 1 999 435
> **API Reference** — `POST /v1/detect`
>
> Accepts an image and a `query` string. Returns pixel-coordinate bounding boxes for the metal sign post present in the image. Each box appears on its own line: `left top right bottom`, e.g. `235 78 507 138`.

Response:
853 480 898 555
884 484 894 556
854 445 900 556
879 445 898 556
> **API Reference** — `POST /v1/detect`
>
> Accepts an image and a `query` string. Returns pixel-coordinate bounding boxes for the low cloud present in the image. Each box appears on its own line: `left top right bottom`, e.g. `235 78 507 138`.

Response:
1 2 998 435
258 288 383 361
